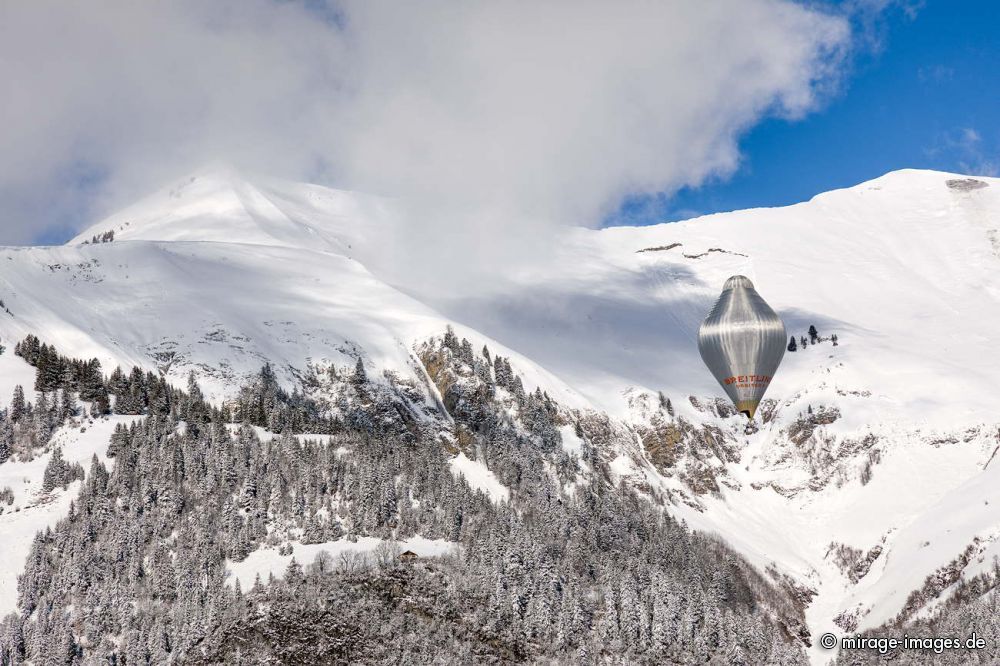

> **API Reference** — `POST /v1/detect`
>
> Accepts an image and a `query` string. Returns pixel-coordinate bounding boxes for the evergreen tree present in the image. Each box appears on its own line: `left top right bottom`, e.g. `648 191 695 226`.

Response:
186 371 204 404
33 392 55 443
0 419 12 464
78 359 105 401
14 334 41 365
493 356 513 389
443 325 459 352
41 447 83 492
92 387 110 416
108 366 128 396
10 386 25 423
59 389 77 421
459 338 474 365
353 357 367 385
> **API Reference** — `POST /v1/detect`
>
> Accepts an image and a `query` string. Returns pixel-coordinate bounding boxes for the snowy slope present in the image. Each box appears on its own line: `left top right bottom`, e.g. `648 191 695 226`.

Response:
438 169 1000 663
70 164 397 267
227 536 456 590
1 180 587 411
0 240 446 401
437 169 1000 663
4 166 1000 662
0 409 143 615
449 452 511 502
437 169 1000 426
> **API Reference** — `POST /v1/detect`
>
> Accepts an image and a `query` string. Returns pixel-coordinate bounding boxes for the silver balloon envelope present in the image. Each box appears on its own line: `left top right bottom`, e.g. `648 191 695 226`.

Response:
697 275 786 419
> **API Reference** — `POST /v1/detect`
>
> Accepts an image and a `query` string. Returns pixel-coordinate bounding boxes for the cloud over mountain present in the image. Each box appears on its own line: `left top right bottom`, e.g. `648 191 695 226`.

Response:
1 0 848 280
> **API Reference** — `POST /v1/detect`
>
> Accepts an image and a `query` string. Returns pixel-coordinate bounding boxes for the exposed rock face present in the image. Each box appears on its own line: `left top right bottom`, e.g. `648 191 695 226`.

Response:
636 410 741 497
787 406 841 446
946 178 989 191
896 541 980 624
827 541 884 584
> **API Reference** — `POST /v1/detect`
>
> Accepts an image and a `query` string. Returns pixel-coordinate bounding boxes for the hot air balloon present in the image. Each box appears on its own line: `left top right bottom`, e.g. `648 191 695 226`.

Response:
697 275 785 419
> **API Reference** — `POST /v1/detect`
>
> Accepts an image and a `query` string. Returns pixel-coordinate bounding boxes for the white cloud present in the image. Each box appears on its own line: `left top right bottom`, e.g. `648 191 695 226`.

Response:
0 0 850 284
925 126 997 178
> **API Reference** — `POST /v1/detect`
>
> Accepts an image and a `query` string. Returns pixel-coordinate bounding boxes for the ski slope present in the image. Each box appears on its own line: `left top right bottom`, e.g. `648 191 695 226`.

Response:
3 166 1000 662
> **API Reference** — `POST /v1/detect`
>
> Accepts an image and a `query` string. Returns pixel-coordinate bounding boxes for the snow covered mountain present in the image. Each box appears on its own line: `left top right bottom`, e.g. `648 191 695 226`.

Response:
2 165 999 663
2 165 584 410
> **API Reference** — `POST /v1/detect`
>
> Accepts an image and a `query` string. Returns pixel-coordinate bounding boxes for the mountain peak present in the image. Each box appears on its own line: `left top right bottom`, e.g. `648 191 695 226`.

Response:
184 161 244 182
824 167 996 198
68 166 396 260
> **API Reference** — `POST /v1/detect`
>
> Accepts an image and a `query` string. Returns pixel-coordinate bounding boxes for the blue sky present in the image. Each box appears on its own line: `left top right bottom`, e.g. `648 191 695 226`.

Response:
607 0 1000 226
